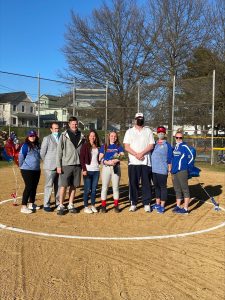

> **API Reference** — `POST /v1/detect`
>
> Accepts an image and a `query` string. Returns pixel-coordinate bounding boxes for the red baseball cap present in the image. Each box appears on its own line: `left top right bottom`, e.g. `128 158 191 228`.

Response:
157 126 166 134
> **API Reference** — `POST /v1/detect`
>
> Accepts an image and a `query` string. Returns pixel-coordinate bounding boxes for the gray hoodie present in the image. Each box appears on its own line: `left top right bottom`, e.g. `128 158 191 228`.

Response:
56 130 85 168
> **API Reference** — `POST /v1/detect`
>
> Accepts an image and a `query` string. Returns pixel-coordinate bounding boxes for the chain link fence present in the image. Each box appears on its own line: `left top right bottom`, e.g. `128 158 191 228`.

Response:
0 70 224 164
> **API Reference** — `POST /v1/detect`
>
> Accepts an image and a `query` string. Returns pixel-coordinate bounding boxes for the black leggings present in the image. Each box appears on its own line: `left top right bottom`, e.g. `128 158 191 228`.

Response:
21 169 41 206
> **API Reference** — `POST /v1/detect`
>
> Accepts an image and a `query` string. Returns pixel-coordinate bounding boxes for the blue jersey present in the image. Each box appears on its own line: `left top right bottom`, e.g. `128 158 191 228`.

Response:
99 144 124 161
152 141 173 175
171 142 194 174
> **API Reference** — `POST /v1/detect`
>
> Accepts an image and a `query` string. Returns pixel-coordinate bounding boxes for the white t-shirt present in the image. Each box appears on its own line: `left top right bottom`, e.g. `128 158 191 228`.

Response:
86 148 100 171
123 126 155 166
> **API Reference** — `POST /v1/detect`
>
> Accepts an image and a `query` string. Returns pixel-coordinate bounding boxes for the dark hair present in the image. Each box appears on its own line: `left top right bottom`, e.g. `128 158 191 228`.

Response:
25 136 40 149
86 130 100 149
105 131 121 151
68 116 78 122
50 122 59 128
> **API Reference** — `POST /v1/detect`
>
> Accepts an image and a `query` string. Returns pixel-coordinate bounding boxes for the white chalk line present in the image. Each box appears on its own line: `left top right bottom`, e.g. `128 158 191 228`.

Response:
0 194 225 240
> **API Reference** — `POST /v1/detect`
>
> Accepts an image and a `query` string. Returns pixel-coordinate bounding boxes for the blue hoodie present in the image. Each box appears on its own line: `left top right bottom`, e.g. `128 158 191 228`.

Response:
19 143 41 170
171 142 193 174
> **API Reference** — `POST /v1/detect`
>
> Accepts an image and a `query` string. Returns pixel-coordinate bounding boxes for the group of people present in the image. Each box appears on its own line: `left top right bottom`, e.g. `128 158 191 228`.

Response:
18 113 194 215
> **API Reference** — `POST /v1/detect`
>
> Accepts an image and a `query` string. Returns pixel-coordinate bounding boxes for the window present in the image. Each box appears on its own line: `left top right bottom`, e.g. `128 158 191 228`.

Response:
21 118 25 125
30 106 33 113
22 105 25 112
12 117 17 125
63 110 66 115
30 120 33 125
13 105 16 111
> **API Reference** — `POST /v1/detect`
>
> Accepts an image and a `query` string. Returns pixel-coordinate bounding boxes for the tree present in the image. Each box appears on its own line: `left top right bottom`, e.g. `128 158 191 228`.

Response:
175 47 225 130
144 0 210 138
63 0 159 129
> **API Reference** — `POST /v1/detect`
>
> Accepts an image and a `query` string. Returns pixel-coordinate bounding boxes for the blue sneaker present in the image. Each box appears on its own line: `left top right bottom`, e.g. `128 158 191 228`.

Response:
157 206 165 214
44 206 52 212
176 208 189 214
172 206 180 213
151 204 160 211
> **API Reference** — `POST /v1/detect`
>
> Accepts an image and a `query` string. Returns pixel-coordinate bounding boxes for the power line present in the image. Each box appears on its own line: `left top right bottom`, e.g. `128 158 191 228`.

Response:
0 70 73 85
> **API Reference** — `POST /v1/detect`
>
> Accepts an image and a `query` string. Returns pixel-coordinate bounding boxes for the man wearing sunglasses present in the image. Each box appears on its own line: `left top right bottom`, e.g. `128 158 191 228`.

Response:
171 131 194 214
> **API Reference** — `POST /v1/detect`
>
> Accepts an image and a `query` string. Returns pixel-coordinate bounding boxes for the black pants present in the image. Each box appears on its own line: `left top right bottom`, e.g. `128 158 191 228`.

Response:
21 169 41 206
152 173 168 202
128 165 152 206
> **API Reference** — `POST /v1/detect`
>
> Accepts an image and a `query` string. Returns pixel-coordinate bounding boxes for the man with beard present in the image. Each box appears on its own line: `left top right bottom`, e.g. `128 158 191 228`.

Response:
123 113 155 212
56 116 85 215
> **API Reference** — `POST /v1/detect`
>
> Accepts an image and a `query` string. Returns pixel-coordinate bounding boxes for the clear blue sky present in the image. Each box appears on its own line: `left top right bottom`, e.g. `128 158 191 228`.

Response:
0 0 103 97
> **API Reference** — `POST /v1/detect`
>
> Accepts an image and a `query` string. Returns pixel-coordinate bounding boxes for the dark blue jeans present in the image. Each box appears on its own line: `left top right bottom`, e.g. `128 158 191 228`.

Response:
83 171 100 207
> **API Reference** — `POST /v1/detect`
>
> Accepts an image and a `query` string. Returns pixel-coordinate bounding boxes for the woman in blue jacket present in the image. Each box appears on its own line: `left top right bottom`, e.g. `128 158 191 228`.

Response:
151 126 172 214
19 130 41 214
171 131 193 214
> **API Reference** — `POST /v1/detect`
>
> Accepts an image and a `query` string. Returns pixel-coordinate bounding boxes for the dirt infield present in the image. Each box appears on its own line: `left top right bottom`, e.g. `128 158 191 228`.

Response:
0 163 224 300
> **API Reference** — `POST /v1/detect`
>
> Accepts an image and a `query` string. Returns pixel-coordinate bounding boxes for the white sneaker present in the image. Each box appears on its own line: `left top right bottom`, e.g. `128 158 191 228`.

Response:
91 206 98 213
28 203 40 210
84 207 93 214
129 205 137 212
67 204 74 210
21 207 33 214
57 204 65 211
144 205 151 212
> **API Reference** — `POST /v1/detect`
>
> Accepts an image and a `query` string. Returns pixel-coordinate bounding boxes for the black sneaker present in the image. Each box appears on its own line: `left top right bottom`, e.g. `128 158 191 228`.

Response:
44 207 52 212
114 206 121 213
68 207 78 214
101 206 107 213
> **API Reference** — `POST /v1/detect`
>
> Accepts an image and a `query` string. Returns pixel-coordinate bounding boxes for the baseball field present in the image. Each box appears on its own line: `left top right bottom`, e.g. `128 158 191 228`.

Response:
0 162 224 300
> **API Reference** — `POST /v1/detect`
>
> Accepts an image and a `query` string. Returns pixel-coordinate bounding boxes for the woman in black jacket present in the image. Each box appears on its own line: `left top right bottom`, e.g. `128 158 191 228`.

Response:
80 130 101 213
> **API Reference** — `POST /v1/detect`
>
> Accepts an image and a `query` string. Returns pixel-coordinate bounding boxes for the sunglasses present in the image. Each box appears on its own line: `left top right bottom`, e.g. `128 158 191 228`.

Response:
29 135 36 137
175 136 183 139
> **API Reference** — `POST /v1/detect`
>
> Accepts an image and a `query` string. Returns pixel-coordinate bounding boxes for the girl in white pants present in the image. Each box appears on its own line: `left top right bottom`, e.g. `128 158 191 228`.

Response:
99 131 124 213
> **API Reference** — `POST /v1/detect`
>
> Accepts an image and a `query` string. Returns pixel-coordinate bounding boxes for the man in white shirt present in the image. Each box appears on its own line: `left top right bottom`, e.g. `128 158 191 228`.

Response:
123 113 155 212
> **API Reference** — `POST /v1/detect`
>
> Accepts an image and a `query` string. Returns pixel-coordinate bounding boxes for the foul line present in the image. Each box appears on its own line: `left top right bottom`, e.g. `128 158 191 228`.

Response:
0 195 225 241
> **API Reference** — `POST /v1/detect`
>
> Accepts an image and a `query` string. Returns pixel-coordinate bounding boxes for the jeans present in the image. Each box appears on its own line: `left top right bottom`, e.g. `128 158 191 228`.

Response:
83 171 100 207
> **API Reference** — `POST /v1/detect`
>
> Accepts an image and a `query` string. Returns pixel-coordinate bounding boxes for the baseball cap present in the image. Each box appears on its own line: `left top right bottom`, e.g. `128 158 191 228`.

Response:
157 126 166 134
27 130 37 137
135 112 144 119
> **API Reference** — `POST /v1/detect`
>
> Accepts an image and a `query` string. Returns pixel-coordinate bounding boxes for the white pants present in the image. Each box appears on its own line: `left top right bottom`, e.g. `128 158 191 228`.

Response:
101 165 121 200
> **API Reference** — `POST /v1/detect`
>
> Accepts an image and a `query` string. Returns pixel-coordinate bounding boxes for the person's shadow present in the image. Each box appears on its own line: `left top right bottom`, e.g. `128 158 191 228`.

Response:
69 182 222 213
165 183 223 212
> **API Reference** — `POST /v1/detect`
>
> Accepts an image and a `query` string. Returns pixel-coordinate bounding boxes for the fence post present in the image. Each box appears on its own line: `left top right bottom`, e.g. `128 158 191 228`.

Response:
211 70 215 165
37 73 40 136
105 80 108 142
171 75 176 144
73 78 76 116
137 81 140 113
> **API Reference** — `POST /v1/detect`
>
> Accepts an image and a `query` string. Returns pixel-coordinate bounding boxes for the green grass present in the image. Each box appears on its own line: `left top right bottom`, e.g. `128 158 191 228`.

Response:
0 160 13 168
196 161 225 172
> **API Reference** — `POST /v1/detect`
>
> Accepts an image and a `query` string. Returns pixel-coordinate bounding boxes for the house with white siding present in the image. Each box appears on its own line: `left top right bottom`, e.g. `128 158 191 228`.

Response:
0 92 37 127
